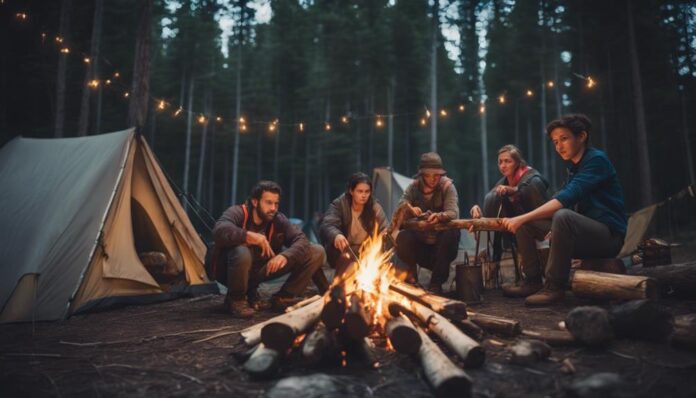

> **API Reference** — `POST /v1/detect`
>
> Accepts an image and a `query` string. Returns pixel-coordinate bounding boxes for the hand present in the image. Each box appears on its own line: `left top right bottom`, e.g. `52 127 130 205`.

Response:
495 185 517 197
411 206 423 217
266 254 288 275
470 205 482 219
502 216 525 234
334 234 349 252
426 212 441 225
246 231 275 258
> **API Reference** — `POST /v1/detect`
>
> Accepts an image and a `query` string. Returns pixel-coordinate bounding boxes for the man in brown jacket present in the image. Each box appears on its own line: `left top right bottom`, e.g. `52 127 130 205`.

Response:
210 180 326 318
395 152 460 294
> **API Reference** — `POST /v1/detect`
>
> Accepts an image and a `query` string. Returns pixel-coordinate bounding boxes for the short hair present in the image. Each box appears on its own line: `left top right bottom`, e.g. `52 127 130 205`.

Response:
546 114 592 145
497 144 527 168
249 180 282 203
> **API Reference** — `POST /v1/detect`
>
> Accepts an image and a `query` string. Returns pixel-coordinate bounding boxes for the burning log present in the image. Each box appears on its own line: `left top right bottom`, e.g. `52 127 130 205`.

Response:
260 298 324 352
409 316 473 398
343 337 380 369
466 311 521 337
243 343 281 378
402 217 506 232
321 261 359 330
398 296 485 368
629 262 696 298
671 314 696 350
571 270 658 301
390 281 468 320
385 313 422 355
301 323 339 365
344 291 373 339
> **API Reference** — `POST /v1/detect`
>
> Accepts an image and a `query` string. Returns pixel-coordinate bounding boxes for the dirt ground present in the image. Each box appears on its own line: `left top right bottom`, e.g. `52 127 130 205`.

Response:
2 279 696 398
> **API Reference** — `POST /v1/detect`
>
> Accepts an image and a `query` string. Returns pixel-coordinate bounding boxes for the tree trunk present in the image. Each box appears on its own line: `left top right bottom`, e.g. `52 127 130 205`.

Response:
430 0 439 152
231 42 242 205
54 0 72 138
127 0 153 133
183 77 195 206
626 0 653 206
480 102 489 192
77 0 103 136
196 90 212 203
289 116 297 216
387 79 395 169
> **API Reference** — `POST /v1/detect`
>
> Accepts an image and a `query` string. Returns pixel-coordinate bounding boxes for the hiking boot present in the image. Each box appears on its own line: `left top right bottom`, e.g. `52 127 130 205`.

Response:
227 299 255 319
270 294 304 312
524 285 565 306
501 279 543 298
427 282 444 295
247 289 272 311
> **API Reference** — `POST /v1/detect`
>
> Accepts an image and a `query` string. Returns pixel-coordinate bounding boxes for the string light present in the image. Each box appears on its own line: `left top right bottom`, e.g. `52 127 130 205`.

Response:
105 79 112 85
376 117 384 128
268 121 276 132
123 91 129 98
458 104 465 112
325 122 332 131
587 76 596 88
439 109 447 117
197 115 207 125
15 13 28 21
240 124 248 132
157 100 166 110
216 116 222 123
547 81 555 88
239 116 246 124
298 122 304 132
113 72 120 78
83 57 90 64
498 95 506 104
60 48 70 54
173 106 183 117
87 79 99 89
420 118 427 126
341 115 349 124
425 109 431 118
55 36 63 44
526 89 534 97
41 32 47 42
479 104 486 114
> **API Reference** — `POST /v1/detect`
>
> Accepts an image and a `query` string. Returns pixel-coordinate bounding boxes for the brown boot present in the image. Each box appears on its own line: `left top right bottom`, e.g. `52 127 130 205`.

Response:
501 279 543 298
227 299 255 319
524 285 565 306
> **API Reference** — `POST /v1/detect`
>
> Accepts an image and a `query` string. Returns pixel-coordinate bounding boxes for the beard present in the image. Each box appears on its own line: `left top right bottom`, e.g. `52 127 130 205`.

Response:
255 205 276 222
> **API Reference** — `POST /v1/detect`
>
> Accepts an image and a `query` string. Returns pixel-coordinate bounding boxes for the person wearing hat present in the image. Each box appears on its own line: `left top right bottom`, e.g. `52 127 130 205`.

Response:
394 152 460 294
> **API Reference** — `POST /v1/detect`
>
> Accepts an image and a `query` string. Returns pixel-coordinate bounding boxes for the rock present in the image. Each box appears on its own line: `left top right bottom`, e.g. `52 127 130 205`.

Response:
609 300 673 341
508 339 551 365
567 373 629 398
267 374 372 398
565 306 614 346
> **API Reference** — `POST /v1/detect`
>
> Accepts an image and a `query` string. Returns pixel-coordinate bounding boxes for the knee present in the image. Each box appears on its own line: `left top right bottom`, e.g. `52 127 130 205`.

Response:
482 192 500 216
552 209 575 230
227 246 252 270
307 244 326 271
396 230 416 247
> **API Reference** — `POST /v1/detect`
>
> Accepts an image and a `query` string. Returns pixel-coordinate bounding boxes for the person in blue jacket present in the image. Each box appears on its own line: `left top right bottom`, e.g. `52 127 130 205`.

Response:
501 114 627 306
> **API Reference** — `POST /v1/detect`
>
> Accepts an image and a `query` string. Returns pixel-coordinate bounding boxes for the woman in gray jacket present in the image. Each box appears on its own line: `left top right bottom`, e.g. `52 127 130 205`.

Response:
320 172 387 276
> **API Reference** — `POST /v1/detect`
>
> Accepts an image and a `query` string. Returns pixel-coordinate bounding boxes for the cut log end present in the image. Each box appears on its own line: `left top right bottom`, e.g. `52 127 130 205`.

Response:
387 326 422 355
433 375 472 398
462 346 486 368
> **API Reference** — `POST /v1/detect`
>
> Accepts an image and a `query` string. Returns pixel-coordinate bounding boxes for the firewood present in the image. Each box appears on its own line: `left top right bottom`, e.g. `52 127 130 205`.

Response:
301 323 339 365
521 329 577 346
456 320 485 341
285 295 322 313
629 262 696 298
571 270 658 301
321 284 348 330
344 292 373 339
243 343 281 378
344 337 380 369
466 311 521 337
260 298 324 352
609 300 673 341
398 292 485 368
389 281 468 320
385 314 422 355
402 217 506 232
671 314 696 350
565 306 614 346
409 317 473 398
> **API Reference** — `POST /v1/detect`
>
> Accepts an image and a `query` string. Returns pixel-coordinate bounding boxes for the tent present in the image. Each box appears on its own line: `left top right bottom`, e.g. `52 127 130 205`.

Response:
372 167 413 222
0 129 216 323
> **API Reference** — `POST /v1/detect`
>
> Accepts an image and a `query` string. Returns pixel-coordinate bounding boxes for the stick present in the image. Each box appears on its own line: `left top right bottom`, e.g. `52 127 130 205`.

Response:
402 217 506 232
389 281 468 320
285 294 322 313
521 329 577 346
466 311 521 337
260 298 324 351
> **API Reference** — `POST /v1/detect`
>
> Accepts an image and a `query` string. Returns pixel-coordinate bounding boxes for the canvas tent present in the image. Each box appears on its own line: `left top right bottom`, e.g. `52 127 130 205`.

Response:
372 167 413 221
0 129 216 323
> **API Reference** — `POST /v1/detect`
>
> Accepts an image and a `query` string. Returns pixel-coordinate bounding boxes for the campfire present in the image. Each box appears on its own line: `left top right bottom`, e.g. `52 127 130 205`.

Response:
236 230 516 397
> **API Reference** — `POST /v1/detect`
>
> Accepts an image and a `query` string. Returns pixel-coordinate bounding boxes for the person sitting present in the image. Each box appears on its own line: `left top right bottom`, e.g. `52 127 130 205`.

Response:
470 145 550 263
210 180 326 318
320 172 387 276
395 152 460 294
501 114 627 305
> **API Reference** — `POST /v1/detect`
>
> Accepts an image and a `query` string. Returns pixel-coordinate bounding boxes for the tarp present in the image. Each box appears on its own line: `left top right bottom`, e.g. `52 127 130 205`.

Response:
0 129 215 322
372 167 413 222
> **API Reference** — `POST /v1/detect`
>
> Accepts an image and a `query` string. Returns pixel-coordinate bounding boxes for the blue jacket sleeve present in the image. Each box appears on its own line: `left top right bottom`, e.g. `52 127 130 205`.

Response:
553 156 613 208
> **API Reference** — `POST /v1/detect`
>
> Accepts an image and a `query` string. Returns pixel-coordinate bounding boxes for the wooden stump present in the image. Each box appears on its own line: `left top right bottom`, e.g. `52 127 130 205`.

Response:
629 262 696 298
571 270 658 301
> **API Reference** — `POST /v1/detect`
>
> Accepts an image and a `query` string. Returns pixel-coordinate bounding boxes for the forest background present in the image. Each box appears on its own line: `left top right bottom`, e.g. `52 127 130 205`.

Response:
1 0 694 233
